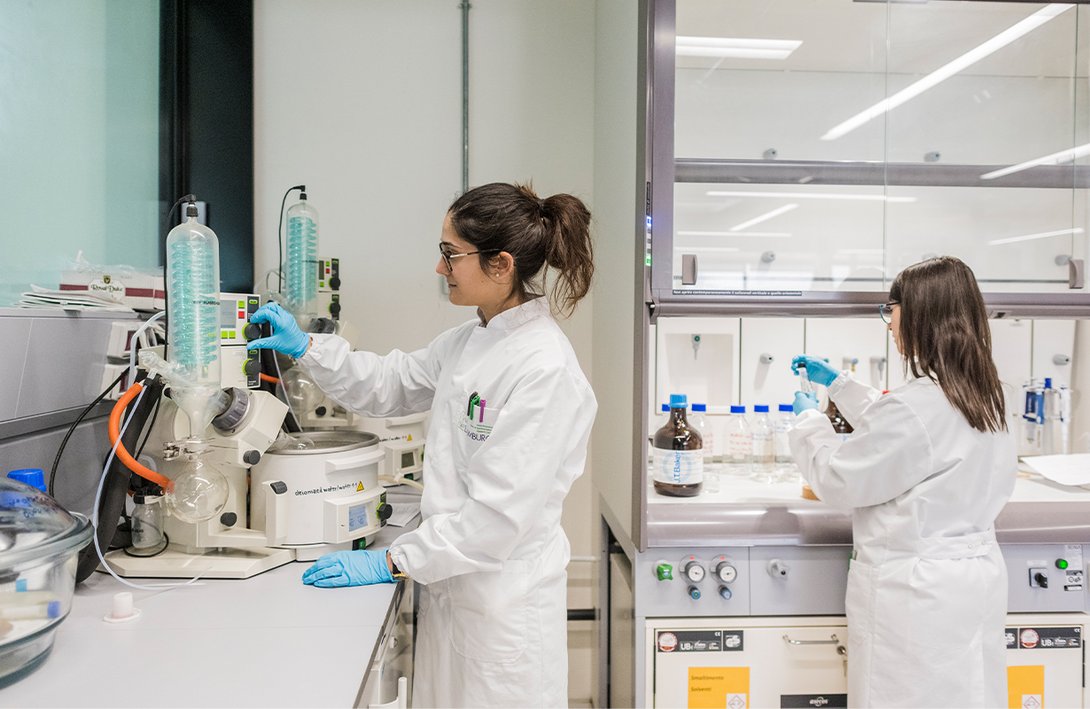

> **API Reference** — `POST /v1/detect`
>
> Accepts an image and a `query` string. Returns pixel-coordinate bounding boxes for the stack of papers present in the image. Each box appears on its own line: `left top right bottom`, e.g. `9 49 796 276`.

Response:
18 285 134 312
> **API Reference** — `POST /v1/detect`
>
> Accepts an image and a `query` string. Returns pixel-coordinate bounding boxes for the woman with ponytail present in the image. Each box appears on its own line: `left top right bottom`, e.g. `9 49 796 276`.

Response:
787 256 1015 707
249 182 597 707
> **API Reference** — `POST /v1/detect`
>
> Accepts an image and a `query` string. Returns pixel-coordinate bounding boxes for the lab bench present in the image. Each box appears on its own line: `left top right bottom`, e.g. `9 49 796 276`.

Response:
0 507 421 708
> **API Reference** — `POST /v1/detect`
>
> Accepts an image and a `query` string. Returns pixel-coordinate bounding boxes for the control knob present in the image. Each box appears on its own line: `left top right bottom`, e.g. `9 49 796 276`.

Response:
682 559 705 583
714 561 737 584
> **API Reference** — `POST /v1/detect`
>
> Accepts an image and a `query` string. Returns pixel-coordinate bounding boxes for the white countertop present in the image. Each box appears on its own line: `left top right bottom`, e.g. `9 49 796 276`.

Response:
0 562 401 708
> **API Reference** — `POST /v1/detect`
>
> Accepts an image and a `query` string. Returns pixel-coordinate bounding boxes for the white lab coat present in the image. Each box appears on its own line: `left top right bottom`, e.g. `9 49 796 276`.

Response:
300 297 597 708
789 375 1016 708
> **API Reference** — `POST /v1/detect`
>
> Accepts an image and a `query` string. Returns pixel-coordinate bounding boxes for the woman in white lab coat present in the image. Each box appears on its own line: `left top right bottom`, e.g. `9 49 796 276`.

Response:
789 256 1016 708
248 183 597 708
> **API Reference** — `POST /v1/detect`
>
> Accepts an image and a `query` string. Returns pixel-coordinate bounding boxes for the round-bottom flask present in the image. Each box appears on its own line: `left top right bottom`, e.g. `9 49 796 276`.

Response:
165 453 229 524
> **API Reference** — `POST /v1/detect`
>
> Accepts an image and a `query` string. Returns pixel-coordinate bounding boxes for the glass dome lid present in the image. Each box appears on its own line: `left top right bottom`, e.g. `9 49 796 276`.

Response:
0 478 92 568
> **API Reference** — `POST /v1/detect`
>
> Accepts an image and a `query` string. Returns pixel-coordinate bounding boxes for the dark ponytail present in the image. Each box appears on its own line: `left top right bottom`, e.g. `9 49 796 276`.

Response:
449 182 594 317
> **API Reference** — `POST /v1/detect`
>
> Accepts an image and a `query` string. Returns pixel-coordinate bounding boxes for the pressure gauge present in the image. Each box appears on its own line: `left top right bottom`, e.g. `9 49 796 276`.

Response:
682 559 705 583
714 561 737 584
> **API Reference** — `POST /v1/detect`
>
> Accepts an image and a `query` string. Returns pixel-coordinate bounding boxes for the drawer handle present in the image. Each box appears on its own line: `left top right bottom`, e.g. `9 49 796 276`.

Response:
783 633 839 646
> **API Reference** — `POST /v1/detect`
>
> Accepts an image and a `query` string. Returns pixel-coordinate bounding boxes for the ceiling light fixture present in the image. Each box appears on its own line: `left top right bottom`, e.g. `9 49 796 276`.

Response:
821 3 1074 141
987 227 1083 246
730 204 799 232
676 36 802 60
981 142 1090 180
706 190 916 203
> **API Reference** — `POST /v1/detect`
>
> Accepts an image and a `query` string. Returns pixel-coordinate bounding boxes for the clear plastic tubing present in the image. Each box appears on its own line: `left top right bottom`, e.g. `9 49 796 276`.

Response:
285 193 319 318
166 205 221 386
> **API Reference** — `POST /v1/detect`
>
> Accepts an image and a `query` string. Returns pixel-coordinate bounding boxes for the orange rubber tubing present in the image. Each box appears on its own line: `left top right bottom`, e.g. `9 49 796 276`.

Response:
108 381 174 491
259 373 279 384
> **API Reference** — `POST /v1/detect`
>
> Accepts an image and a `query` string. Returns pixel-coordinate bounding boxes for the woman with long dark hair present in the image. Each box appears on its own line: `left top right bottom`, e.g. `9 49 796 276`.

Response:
249 182 597 707
789 256 1015 707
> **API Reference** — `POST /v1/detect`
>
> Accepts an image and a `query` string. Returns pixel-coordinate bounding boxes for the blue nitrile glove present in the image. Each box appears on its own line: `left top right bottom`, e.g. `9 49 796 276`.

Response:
301 550 394 588
791 355 839 387
793 391 820 415
246 302 310 359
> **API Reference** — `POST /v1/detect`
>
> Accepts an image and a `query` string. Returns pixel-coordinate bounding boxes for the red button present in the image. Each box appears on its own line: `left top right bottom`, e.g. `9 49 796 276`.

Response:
237 311 245 319
326 268 331 274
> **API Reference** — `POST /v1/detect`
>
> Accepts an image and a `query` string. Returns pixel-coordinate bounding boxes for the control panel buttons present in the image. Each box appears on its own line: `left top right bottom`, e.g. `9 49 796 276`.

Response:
687 586 701 600
718 586 732 600
714 561 737 584
655 563 674 581
682 559 705 583
1056 558 1069 570
1029 568 1049 589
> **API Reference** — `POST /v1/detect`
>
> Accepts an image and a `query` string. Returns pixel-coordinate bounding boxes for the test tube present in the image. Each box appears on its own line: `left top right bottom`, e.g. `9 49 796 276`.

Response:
797 362 813 394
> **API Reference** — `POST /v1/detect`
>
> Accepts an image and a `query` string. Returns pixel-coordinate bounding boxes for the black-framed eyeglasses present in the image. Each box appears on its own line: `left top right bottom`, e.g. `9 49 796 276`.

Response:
438 243 501 272
879 301 899 324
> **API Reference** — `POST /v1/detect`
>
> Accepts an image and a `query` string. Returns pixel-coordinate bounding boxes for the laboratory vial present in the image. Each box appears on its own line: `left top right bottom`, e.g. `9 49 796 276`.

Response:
724 405 752 477
749 405 775 483
130 494 164 550
166 204 221 387
797 361 813 394
773 404 795 464
690 403 715 463
651 394 703 497
285 194 320 321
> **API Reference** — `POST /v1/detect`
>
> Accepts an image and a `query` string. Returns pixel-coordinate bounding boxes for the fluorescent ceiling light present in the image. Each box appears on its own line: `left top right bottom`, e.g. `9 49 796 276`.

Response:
706 190 916 203
677 230 791 238
730 204 798 232
676 36 802 60
822 3 1074 141
981 142 1090 180
987 227 1083 246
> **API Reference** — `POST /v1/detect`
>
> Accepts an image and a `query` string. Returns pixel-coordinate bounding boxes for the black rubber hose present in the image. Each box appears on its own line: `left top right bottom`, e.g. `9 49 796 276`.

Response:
76 376 166 583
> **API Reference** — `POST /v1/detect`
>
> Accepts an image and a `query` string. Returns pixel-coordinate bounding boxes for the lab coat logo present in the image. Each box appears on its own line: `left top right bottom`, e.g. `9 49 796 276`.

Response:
460 391 493 442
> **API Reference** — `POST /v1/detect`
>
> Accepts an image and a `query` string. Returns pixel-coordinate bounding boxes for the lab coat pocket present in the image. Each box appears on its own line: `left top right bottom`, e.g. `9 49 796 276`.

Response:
450 392 502 456
448 559 533 664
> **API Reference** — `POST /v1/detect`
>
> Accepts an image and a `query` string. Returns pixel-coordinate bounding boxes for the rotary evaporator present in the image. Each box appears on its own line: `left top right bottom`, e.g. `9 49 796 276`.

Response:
83 198 392 580
270 186 426 486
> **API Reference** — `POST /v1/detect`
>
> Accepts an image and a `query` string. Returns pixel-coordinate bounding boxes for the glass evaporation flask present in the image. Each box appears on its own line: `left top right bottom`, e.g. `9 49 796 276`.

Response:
652 394 703 497
166 203 221 395
285 192 319 322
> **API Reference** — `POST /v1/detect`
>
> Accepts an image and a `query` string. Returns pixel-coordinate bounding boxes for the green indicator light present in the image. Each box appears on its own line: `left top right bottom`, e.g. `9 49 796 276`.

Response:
237 300 244 308
1057 559 1069 570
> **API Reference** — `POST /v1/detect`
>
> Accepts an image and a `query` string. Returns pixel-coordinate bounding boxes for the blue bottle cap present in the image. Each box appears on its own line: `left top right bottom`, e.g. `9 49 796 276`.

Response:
779 404 793 412
661 404 669 412
691 403 707 412
7 468 46 493
754 405 769 413
669 394 688 409
729 405 746 414
1044 377 1053 389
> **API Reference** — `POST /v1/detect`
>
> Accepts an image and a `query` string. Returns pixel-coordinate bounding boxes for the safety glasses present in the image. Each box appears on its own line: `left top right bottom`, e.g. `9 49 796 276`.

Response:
878 301 899 324
438 243 501 272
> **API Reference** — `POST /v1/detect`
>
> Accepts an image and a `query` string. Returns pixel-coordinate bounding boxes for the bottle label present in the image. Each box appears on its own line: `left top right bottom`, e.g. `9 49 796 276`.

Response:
652 449 703 486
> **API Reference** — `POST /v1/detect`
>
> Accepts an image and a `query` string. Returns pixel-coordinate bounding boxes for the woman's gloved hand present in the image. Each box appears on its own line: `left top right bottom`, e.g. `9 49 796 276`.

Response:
793 391 820 415
791 355 840 387
301 550 394 588
246 302 310 359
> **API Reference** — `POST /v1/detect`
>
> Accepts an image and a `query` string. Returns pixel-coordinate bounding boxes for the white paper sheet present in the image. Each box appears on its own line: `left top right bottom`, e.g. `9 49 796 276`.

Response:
385 502 421 528
1020 454 1090 486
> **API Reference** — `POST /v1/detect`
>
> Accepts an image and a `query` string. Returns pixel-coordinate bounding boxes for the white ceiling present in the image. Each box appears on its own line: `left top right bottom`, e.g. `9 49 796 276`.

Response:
676 0 1090 78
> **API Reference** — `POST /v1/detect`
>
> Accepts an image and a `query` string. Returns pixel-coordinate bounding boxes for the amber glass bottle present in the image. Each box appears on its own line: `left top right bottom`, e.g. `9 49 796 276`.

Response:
652 394 704 497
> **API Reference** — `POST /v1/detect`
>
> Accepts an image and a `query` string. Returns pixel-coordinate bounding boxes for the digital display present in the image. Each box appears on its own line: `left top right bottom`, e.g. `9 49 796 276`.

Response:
220 300 238 328
348 503 368 532
401 451 416 468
